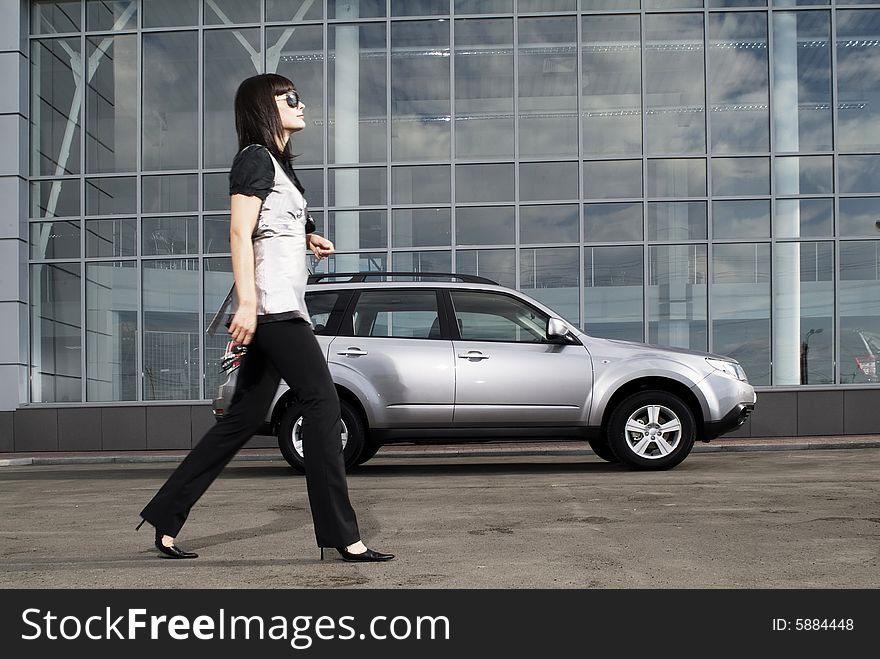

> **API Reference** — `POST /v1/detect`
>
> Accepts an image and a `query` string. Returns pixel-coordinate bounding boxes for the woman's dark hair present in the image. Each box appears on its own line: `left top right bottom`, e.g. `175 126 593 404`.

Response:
234 73 297 163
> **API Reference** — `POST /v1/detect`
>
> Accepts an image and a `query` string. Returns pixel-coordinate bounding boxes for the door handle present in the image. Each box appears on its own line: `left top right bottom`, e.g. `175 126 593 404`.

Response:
458 351 489 361
337 348 368 356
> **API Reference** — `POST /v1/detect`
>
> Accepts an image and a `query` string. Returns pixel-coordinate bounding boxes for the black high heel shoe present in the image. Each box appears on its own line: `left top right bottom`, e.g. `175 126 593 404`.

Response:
320 546 395 562
136 519 198 559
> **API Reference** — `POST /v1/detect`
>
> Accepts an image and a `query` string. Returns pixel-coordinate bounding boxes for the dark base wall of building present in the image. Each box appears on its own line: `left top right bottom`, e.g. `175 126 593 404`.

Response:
1 389 879 453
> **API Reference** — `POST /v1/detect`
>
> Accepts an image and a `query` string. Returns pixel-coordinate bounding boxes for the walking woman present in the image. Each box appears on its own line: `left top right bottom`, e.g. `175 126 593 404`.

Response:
137 73 394 563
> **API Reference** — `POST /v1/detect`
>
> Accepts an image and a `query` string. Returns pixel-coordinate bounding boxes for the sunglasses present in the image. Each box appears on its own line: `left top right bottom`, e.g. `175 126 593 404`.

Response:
278 90 303 108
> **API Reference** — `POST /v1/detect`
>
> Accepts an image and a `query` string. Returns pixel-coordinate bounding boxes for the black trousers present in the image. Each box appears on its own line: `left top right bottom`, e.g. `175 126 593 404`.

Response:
140 318 361 548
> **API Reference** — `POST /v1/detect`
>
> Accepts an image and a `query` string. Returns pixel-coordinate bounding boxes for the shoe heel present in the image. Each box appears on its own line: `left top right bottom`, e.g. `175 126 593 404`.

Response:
320 547 324 560
135 519 146 531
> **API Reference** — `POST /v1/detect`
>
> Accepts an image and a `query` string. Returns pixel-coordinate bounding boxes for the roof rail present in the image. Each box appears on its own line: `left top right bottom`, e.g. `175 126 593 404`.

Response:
308 271 498 285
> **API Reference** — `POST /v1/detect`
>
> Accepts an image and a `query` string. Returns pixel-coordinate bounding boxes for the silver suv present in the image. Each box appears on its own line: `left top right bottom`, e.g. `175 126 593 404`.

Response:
213 272 756 472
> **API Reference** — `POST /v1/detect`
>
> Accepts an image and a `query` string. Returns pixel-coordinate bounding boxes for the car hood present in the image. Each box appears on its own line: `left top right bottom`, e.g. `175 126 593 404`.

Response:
594 337 736 362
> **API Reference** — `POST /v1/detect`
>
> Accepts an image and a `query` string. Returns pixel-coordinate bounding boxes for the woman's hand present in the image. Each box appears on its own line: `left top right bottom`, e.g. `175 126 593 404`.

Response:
307 233 335 260
228 302 257 345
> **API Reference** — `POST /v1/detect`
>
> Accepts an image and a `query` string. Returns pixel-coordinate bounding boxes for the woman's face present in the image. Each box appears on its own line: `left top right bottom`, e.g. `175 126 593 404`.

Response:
275 90 306 133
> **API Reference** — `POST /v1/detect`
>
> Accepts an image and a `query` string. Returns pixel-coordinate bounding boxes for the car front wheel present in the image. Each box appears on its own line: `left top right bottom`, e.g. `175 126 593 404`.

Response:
606 390 696 470
587 437 619 463
277 399 365 473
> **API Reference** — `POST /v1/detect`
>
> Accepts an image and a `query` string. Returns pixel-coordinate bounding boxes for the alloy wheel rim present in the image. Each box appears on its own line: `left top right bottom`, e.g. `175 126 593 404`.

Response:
292 417 348 458
623 404 682 459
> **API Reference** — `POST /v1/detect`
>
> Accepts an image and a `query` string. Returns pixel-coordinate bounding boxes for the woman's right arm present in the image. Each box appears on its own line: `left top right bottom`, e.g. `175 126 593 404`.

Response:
227 193 262 345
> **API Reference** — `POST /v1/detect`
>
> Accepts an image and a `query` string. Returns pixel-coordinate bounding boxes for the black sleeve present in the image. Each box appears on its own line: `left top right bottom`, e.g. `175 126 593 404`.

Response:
229 145 274 200
305 213 316 234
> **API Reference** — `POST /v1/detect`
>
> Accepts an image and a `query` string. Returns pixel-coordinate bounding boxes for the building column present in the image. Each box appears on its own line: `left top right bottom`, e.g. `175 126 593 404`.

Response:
0 0 28 413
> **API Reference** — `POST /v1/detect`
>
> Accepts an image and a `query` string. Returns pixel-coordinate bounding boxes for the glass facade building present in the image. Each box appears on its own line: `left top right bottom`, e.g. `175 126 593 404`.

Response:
3 1 879 442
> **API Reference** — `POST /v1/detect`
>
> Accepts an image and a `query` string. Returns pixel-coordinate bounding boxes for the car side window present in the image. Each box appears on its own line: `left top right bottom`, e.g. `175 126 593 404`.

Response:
449 290 550 343
304 291 341 335
349 290 441 339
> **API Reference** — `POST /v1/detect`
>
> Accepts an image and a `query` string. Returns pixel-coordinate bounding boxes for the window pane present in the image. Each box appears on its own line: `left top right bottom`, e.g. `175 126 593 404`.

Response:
331 0 386 19
391 20 451 160
31 180 80 218
204 172 229 212
85 177 136 216
584 202 643 242
518 17 578 157
773 11 832 152
583 0 639 7
32 1 80 34
271 25 325 166
86 219 137 257
330 168 387 206
774 198 833 238
648 201 707 240
204 215 230 254
87 35 137 173
773 242 834 385
713 199 770 239
520 162 578 201
774 156 833 195
392 208 452 247
143 0 198 27
455 206 516 245
837 10 880 151
648 244 708 350
520 247 580 324
87 262 138 401
709 0 766 7
521 204 578 244
519 0 576 11
451 290 551 343
584 245 644 342
456 249 516 288
203 0 260 25
204 29 261 169
142 216 199 256
392 0 449 16
352 290 440 340
839 155 880 194
328 210 387 250
204 258 233 397
454 18 514 158
329 23 387 164
87 0 137 31
645 1 703 7
30 221 80 259
711 157 769 196
31 263 81 402
774 0 829 5
582 15 642 156
712 243 770 385
583 160 642 199
840 242 880 384
455 163 514 203
143 32 198 170
708 12 769 153
392 165 451 203
325 251 388 274
647 159 706 197
32 38 81 176
645 14 706 154
267 0 324 21
143 260 200 400
142 174 199 213
298 169 324 207
391 250 452 273
839 198 880 237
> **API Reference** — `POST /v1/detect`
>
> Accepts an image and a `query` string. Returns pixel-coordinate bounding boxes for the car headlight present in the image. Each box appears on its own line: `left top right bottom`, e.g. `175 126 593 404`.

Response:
706 358 748 382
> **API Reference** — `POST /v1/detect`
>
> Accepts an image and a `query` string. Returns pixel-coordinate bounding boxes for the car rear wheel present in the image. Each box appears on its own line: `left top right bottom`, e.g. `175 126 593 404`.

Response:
587 437 619 463
278 399 365 474
354 441 382 465
606 390 696 470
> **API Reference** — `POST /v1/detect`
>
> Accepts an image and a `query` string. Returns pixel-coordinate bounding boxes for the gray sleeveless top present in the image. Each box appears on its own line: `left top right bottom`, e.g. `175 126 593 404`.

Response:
207 146 312 336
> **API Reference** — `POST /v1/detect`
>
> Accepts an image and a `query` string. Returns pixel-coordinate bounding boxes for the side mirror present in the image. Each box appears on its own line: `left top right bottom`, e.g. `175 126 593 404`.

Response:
547 318 570 341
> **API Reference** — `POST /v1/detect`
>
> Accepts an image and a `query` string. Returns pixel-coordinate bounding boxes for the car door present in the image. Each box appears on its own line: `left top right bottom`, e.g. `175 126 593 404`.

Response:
328 288 455 427
449 289 592 426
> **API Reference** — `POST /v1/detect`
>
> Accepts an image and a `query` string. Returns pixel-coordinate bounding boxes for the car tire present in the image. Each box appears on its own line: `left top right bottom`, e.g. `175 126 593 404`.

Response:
587 437 619 463
277 399 365 474
606 390 696 470
354 441 382 466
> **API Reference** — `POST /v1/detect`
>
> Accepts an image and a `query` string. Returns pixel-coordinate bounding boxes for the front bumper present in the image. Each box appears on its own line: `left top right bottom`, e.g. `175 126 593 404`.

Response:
703 401 755 441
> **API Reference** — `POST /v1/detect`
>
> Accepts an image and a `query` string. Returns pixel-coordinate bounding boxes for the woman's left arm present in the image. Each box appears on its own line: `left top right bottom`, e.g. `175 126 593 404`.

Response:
307 232 334 261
